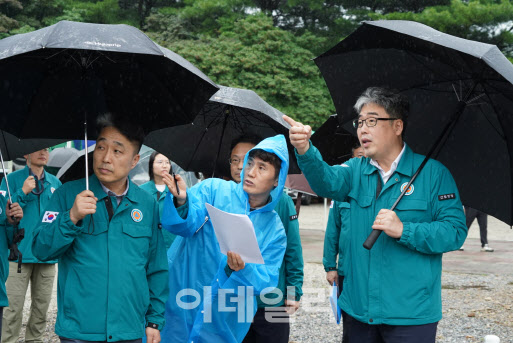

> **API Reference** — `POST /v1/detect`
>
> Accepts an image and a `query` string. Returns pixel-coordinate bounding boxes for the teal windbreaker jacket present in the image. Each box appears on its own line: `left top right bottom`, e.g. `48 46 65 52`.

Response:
323 200 350 276
140 181 177 249
297 143 467 326
160 134 288 343
257 192 304 308
32 174 169 341
0 166 62 263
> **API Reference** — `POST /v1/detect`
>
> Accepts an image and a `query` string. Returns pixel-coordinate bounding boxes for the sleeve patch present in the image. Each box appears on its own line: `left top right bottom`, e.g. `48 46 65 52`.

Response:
438 193 456 201
290 214 298 221
0 191 6 197
42 211 59 223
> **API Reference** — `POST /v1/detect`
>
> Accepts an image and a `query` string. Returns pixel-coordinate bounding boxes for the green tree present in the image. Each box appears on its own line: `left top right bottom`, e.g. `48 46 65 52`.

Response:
0 0 23 37
373 0 513 59
340 0 450 13
163 15 334 128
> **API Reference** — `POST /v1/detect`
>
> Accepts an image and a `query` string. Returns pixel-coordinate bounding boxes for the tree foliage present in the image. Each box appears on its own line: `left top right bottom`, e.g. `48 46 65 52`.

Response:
163 15 334 127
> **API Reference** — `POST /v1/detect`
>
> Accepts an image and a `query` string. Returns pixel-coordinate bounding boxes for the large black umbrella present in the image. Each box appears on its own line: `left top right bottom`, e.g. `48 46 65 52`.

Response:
314 20 513 248
311 114 360 166
143 85 301 178
0 20 218 139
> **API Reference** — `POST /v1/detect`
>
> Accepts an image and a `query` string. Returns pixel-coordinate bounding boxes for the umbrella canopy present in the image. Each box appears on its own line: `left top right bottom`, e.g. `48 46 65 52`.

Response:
143 85 301 178
311 114 360 166
47 147 80 168
0 131 64 161
314 20 513 228
0 20 218 139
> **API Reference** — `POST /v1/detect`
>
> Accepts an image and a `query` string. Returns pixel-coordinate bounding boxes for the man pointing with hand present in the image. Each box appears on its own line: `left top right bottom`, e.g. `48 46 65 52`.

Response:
284 87 467 343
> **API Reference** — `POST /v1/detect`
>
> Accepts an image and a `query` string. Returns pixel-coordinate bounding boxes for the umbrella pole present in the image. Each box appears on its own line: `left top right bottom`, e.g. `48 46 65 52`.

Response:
0 149 13 203
211 110 229 178
363 83 478 250
84 120 89 191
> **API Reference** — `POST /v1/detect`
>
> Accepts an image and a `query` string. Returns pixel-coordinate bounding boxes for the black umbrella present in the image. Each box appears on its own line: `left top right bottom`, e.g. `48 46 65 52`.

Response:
311 114 360 166
0 20 218 188
314 20 513 249
143 85 301 178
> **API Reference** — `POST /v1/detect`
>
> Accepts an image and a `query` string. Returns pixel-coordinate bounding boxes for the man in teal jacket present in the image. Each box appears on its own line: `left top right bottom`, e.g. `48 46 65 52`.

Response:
285 87 467 342
32 114 169 343
160 135 288 343
1 148 62 343
0 196 23 341
228 134 304 343
323 144 364 343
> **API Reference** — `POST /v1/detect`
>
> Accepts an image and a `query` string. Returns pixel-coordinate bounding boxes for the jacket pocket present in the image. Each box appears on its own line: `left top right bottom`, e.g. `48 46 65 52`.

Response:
394 199 430 222
122 224 152 264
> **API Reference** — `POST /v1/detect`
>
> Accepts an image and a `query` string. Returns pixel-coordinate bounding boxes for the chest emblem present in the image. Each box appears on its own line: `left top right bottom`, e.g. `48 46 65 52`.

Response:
51 187 56 194
400 182 414 196
131 209 143 222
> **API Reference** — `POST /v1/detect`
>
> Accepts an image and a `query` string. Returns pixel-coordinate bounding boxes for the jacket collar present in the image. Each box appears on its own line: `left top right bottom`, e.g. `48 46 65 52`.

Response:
89 174 139 204
362 143 414 178
23 165 50 184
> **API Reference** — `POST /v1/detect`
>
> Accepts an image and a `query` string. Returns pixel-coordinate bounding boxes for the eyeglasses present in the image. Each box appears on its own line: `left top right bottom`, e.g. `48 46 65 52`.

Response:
353 117 397 128
154 160 170 165
229 158 242 165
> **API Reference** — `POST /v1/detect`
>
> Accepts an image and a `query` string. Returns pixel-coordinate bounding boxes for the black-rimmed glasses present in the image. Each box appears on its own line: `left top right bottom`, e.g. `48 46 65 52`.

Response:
353 117 397 128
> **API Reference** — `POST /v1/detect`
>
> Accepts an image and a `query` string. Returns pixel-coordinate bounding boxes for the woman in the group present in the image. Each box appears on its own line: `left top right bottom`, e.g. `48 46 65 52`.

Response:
140 151 176 249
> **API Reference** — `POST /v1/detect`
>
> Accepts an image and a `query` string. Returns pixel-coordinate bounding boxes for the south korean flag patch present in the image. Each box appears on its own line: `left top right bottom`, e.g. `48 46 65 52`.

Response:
42 211 59 223
0 191 6 197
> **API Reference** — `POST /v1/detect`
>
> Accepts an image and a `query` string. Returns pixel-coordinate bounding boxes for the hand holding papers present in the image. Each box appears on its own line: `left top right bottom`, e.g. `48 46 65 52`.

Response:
205 203 264 264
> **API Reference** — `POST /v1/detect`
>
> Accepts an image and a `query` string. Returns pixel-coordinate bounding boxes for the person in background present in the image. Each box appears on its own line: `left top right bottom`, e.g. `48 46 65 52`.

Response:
229 134 304 343
1 148 62 343
0 197 23 341
461 206 494 252
140 152 176 249
323 143 365 342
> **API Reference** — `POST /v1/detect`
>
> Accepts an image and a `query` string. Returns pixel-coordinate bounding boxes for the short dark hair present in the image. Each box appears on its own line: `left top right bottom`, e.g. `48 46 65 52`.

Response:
351 143 362 156
148 151 172 181
230 134 262 152
354 87 409 138
248 149 281 179
96 113 145 153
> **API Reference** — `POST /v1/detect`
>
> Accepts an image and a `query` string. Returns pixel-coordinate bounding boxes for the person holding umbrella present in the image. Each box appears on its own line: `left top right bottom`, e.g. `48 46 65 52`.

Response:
0 197 24 341
31 113 169 343
140 152 176 250
284 87 467 342
160 135 288 343
228 134 304 343
0 148 61 343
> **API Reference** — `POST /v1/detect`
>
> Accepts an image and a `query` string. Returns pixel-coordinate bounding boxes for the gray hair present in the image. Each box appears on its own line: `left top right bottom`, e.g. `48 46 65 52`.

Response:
354 87 409 137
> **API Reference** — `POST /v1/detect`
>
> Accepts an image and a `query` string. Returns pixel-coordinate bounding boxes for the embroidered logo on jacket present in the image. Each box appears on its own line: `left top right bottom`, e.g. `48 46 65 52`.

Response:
131 209 143 222
42 211 59 223
0 191 6 197
400 183 414 196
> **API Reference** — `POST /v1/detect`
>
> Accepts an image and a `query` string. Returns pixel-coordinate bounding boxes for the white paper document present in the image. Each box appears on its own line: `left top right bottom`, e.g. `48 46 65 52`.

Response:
205 203 264 264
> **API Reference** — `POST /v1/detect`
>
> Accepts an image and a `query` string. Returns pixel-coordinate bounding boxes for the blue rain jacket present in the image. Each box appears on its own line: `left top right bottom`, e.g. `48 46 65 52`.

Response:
0 166 61 263
161 135 288 343
31 174 169 341
0 196 13 307
140 181 177 249
297 143 467 326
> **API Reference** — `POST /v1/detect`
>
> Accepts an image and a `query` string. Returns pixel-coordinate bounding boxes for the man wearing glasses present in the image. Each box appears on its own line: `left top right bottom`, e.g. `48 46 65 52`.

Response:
1 148 61 343
284 87 467 343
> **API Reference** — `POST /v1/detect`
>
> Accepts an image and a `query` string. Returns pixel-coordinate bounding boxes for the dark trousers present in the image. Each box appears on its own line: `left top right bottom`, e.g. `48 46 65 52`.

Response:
242 307 290 343
465 206 488 247
60 338 142 343
337 276 349 343
342 312 438 343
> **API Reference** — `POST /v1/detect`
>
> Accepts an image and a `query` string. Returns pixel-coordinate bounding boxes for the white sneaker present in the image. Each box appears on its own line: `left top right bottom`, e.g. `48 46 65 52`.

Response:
481 244 494 252
459 246 465 251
